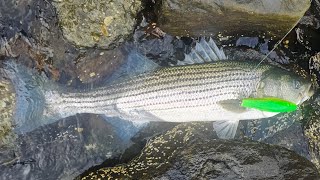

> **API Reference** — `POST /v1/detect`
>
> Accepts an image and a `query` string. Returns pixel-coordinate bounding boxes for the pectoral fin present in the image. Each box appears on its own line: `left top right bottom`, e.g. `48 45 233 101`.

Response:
212 120 239 139
217 99 247 113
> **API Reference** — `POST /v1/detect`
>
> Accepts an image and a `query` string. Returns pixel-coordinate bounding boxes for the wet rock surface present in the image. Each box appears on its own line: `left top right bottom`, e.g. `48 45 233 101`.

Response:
79 123 319 179
52 0 142 49
0 0 80 83
302 93 320 171
0 75 17 166
74 47 125 84
156 0 310 38
0 114 132 180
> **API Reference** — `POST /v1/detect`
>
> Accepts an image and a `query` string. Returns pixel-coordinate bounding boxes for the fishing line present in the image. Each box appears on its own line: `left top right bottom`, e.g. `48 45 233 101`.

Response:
252 16 304 71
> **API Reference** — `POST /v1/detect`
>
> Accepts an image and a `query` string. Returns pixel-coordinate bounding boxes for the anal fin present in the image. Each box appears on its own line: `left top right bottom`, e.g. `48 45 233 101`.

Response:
213 120 239 139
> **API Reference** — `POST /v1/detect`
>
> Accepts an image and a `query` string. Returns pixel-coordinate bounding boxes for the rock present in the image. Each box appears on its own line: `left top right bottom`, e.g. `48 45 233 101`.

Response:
310 52 320 86
263 122 310 159
75 47 125 84
303 93 320 172
300 0 320 29
79 123 319 179
0 114 134 180
0 74 17 165
0 77 15 144
0 0 80 83
157 0 310 38
0 0 128 85
52 0 142 49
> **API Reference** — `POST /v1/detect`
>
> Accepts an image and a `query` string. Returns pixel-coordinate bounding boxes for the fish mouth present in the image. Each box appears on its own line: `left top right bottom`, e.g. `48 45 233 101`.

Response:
298 84 314 104
307 85 315 97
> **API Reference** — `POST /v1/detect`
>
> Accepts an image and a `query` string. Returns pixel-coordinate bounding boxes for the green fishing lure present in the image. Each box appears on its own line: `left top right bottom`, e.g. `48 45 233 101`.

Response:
241 97 297 112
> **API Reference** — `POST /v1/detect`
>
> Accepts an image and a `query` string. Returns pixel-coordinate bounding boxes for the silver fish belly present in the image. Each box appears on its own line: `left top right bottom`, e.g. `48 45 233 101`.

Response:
45 61 273 122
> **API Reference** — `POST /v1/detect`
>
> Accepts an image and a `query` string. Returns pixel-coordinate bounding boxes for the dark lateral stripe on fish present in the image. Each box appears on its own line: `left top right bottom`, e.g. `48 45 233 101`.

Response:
63 66 248 98
59 75 259 108
64 63 264 99
101 87 240 110
58 73 260 106
60 72 230 101
115 82 255 107
60 69 261 104
88 77 256 107
92 62 240 88
60 88 240 111
59 77 257 111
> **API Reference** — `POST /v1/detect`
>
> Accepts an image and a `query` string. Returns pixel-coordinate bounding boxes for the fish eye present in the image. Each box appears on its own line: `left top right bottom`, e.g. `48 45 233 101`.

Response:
293 80 301 89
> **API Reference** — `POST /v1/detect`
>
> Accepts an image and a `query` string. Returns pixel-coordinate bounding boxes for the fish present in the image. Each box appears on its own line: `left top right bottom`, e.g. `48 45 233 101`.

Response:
2 38 314 139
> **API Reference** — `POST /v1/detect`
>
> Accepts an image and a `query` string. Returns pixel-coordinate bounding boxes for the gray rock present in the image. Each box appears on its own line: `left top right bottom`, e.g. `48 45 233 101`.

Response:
52 0 142 49
0 0 135 85
0 114 133 180
263 122 310 160
303 92 320 172
0 75 17 166
75 47 125 84
80 123 319 179
157 0 310 38
0 0 81 83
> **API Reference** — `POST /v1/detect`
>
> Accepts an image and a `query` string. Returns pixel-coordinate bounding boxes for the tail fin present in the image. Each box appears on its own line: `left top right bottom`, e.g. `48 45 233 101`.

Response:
2 60 60 134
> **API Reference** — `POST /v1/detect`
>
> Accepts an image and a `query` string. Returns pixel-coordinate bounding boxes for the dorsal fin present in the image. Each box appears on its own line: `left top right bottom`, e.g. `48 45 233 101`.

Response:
177 37 227 66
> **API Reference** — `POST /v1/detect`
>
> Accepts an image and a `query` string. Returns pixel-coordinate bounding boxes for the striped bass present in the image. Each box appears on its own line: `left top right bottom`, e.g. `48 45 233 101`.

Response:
2 38 314 139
